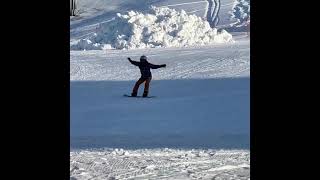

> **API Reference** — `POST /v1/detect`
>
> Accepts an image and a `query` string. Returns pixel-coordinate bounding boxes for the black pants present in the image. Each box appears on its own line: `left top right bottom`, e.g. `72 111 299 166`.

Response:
132 77 152 94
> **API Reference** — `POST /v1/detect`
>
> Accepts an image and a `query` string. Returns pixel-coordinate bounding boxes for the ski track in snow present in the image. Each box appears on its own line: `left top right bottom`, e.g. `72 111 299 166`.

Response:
159 1 207 8
70 149 249 180
70 39 249 81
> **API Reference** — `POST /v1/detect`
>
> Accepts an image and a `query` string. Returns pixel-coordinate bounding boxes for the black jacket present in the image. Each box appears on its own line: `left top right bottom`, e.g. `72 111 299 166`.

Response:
129 59 165 78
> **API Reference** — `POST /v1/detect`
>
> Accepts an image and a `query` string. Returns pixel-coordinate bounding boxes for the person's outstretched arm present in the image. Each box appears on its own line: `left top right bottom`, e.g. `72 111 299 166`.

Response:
128 57 140 66
149 63 166 69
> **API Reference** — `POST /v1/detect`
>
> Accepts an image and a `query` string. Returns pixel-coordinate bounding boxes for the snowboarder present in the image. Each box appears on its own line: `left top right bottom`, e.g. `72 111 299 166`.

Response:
128 55 166 97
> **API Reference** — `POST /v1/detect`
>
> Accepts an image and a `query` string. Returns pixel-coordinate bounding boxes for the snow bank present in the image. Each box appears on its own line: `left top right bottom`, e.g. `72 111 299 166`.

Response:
231 0 250 22
71 6 234 50
227 0 250 31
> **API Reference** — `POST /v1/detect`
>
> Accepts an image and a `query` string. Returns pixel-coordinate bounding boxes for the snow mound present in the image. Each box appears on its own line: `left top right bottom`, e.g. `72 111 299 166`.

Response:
71 6 234 50
227 0 250 32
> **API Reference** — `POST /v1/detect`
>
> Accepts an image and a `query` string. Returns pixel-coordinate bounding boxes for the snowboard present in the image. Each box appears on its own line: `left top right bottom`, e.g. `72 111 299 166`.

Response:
123 94 156 98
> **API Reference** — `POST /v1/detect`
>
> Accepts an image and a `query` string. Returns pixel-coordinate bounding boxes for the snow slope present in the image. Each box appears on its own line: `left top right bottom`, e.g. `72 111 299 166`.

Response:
70 38 250 149
70 39 249 81
70 1 250 179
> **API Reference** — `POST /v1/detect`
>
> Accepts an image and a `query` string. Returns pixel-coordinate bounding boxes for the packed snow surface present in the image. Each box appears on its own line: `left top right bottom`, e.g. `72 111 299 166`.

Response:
70 148 250 180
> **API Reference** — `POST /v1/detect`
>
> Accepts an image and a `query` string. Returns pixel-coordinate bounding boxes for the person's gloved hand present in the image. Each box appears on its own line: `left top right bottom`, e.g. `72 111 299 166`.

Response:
127 57 131 60
161 64 166 68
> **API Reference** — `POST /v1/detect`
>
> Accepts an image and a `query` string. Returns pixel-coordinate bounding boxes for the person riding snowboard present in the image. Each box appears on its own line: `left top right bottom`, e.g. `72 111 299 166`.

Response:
128 55 166 97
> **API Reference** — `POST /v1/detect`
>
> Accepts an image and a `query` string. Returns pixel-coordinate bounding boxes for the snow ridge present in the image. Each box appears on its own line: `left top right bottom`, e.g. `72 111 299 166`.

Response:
71 6 233 50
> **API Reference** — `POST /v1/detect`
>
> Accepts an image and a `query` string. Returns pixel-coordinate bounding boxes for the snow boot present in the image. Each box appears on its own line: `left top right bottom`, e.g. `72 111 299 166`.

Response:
143 91 148 97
